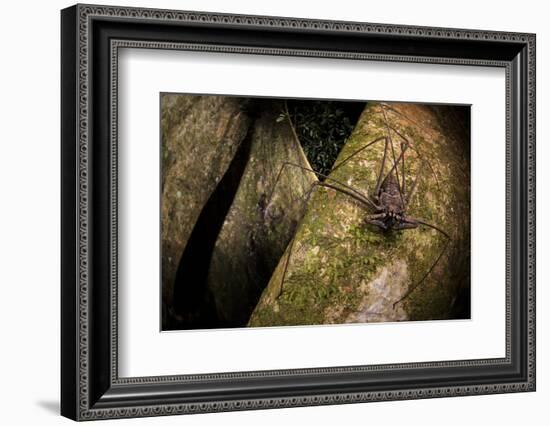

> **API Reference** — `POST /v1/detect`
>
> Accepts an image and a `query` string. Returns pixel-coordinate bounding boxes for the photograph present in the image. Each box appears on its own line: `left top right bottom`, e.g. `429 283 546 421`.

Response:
160 95 471 331
57 2 535 421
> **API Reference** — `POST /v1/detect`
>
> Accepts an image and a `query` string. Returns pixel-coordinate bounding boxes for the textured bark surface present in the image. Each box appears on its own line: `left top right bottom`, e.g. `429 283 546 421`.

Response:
249 102 470 327
206 101 318 325
161 95 251 325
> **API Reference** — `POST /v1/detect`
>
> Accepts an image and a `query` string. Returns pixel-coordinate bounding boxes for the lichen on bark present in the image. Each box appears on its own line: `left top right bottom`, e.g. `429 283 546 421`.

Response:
248 102 470 327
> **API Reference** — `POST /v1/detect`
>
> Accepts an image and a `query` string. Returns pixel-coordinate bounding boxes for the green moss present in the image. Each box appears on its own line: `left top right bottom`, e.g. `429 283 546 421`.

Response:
205 103 319 325
249 102 470 327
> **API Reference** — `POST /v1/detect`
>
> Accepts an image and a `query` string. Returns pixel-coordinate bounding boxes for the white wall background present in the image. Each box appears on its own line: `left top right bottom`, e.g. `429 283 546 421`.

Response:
0 0 546 424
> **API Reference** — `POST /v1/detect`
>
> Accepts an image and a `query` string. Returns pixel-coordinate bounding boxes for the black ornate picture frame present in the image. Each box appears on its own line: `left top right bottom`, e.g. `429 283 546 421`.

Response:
61 3 536 421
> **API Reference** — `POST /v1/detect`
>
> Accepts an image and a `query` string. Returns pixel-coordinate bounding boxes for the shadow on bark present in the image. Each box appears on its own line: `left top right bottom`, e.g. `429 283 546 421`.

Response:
170 119 255 329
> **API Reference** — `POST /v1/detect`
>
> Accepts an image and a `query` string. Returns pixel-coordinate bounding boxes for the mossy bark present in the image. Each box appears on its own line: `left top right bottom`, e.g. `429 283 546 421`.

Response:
161 95 251 325
206 101 318 325
248 102 470 327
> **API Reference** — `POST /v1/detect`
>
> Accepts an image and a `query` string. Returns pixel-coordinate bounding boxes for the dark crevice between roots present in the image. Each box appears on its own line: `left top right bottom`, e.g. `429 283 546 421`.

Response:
169 112 256 330
165 99 366 330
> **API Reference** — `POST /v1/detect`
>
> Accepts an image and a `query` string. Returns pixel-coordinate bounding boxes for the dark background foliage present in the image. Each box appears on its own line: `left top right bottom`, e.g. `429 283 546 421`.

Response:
285 100 365 176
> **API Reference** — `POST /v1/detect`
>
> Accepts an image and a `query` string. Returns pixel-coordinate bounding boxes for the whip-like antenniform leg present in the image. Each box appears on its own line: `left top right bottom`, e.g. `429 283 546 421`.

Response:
374 136 389 196
384 119 441 194
273 178 374 299
331 136 387 174
392 217 451 308
267 162 378 211
381 106 406 206
266 107 453 314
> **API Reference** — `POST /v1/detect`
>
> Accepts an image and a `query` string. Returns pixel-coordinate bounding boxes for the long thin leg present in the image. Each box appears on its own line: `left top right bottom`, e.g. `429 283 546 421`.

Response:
267 161 381 212
374 137 389 196
401 141 406 197
405 176 419 209
379 102 439 139
275 180 373 299
393 221 417 230
363 213 388 231
274 181 320 299
382 122 441 209
378 144 409 194
392 216 451 308
366 213 386 220
385 121 441 193
331 136 387 174
404 159 427 209
336 133 405 209
381 122 421 208
382 107 412 212
364 219 388 231
327 134 390 208
412 217 451 239
381 107 406 207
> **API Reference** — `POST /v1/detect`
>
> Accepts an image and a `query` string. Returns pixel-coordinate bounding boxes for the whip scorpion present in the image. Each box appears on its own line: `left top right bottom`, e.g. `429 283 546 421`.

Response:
268 104 451 308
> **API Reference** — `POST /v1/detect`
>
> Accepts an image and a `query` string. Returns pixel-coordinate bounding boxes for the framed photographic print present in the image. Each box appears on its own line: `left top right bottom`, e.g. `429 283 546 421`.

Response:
61 3 536 421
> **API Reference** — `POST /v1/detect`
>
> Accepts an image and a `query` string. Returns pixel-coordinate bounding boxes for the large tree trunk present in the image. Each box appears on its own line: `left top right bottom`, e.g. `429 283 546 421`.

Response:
161 95 251 327
206 101 317 326
249 102 470 327
162 97 317 329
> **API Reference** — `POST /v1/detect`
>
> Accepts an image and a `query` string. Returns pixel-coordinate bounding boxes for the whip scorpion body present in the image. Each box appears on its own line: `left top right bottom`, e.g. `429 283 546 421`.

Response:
268 105 451 308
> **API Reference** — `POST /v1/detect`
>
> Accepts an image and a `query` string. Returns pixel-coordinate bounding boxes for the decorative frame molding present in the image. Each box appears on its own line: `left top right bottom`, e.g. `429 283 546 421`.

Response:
61 3 535 421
